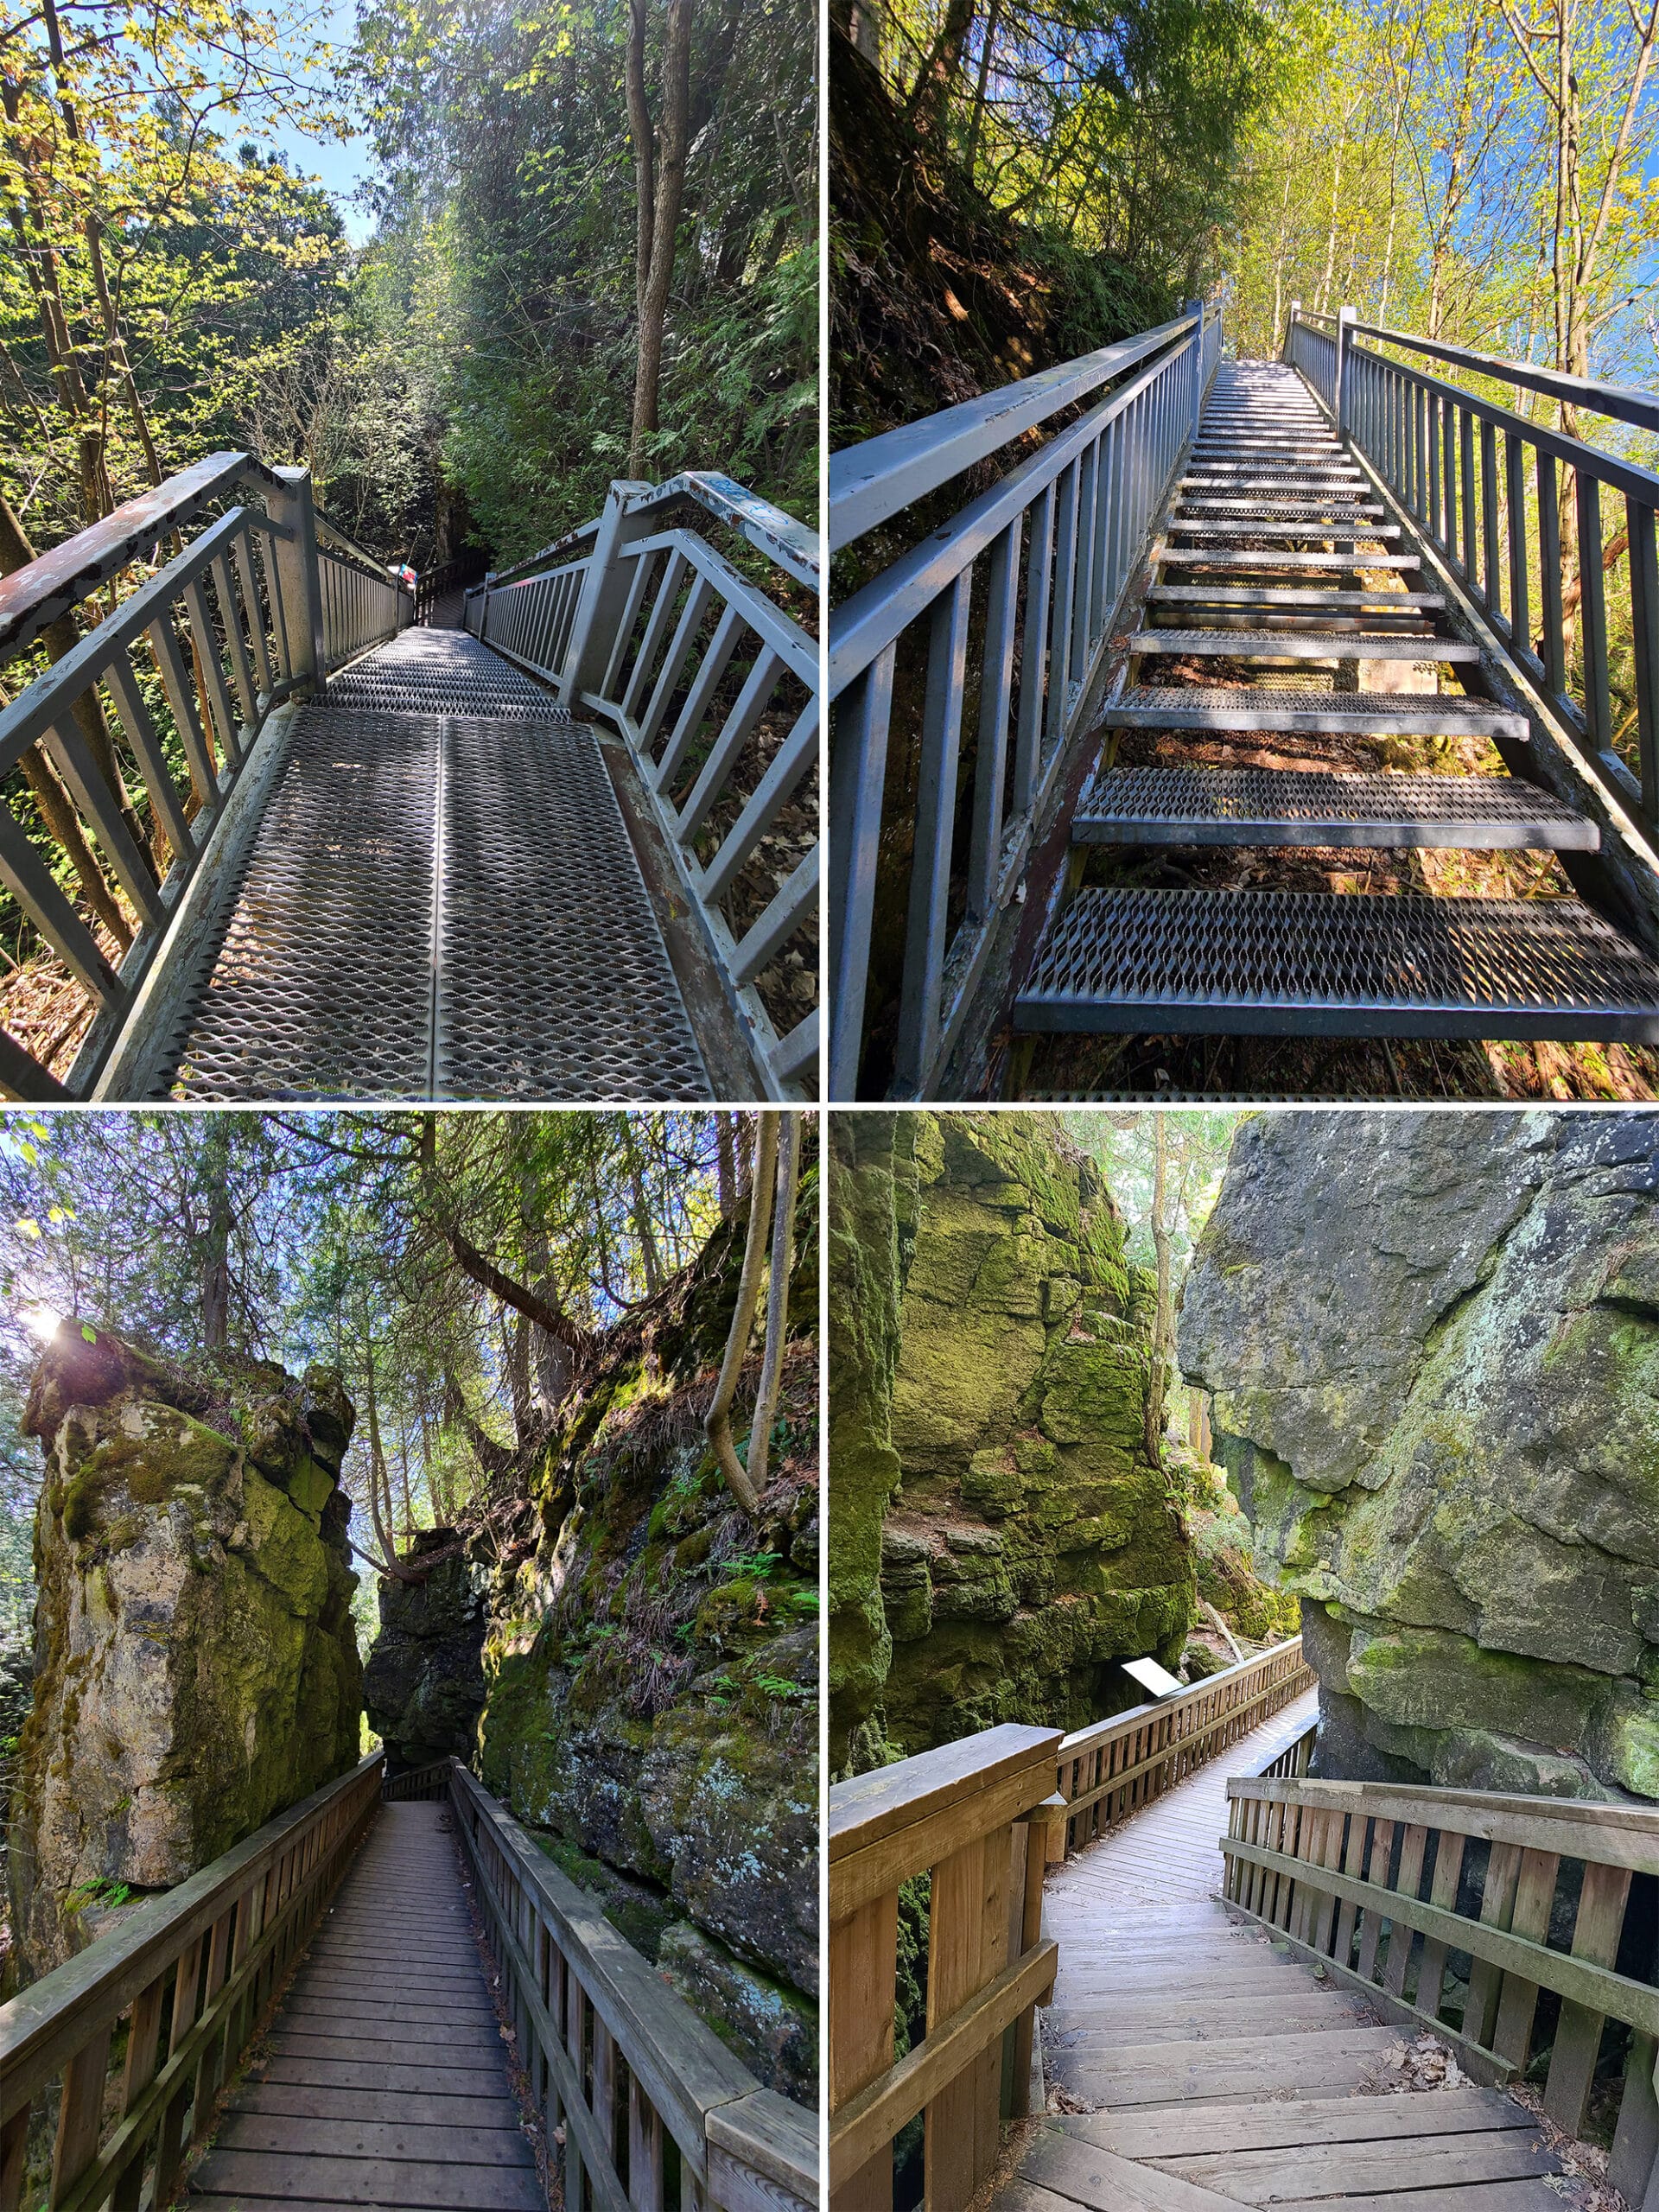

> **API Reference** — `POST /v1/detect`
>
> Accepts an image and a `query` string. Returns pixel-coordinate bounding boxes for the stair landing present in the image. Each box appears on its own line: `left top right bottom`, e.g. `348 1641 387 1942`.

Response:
155 632 707 1100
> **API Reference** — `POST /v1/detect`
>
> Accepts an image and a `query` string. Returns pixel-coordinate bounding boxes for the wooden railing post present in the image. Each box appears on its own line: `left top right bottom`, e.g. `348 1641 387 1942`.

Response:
1009 1795 1067 2118
556 478 652 704
266 467 327 696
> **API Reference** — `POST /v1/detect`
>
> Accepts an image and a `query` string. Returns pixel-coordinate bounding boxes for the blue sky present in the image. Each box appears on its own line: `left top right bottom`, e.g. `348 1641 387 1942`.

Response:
256 0 378 245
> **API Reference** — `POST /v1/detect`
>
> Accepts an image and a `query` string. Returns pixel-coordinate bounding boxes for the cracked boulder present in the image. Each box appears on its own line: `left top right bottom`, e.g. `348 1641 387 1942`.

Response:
1180 1110 1659 1799
9 1323 362 1981
365 1529 491 1773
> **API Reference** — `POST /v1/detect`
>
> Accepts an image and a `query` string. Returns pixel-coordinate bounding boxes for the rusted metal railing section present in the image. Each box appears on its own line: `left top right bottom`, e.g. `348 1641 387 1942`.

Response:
827 305 1223 1100
420 1758 817 2212
0 1753 383 2212
0 456 412 1099
466 471 820 1100
829 1725 1065 2212
1056 1636 1313 1857
1287 304 1659 844
1223 1770 1659 2203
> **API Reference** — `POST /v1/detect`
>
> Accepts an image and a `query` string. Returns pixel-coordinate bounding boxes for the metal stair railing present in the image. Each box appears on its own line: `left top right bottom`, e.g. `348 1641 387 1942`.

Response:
395 1757 818 2212
0 456 413 1100
827 304 1223 1101
1223 1761 1659 2203
463 470 821 1099
1286 304 1659 853
0 1752 384 2212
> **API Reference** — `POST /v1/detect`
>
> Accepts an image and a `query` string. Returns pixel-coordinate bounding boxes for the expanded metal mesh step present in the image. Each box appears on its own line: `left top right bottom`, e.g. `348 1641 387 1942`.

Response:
1171 520 1403 540
1131 628 1477 661
1160 550 1422 569
156 657 708 1100
1101 686 1528 740
1072 767 1599 849
1149 587 1446 609
328 631 565 720
1014 889 1659 1040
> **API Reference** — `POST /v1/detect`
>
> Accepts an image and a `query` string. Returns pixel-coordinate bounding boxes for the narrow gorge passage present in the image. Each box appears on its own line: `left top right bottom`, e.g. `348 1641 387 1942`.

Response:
1001 1688 1567 2212
190 1800 542 2212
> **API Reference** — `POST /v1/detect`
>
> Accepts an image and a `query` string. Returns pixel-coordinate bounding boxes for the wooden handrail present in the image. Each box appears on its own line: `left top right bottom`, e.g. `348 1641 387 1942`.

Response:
0 1752 383 2212
1056 1635 1314 1853
442 1761 817 2212
828 1728 1064 2212
1222 1767 1659 2203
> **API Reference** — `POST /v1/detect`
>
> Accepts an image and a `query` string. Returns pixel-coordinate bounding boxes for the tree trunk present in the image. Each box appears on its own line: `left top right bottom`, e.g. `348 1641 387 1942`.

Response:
629 0 695 474
715 1114 737 1219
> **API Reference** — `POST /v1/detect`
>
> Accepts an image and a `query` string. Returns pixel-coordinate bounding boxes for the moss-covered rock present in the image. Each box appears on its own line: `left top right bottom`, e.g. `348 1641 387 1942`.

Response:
830 1112 1196 1765
1181 1110 1659 1800
468 1152 819 2105
364 1530 492 1772
10 1324 362 1982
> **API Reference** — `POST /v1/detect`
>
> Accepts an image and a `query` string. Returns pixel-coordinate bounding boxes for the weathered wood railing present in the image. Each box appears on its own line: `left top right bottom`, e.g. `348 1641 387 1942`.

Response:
1286 303 1659 860
1056 1635 1314 1855
402 1758 817 2212
1223 1770 1659 2202
827 303 1223 1100
0 455 412 1100
0 1751 383 2212
828 1724 1065 2212
465 470 820 1099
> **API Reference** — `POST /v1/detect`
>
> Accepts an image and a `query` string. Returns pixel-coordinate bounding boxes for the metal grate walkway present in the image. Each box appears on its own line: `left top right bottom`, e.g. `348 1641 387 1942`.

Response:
1013 359 1659 1056
156 632 707 1100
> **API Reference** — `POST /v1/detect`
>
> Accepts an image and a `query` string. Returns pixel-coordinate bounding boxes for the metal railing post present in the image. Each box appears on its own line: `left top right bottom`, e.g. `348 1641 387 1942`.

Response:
1185 297 1204 433
1335 302 1356 435
267 467 327 696
556 477 652 704
1287 298 1300 364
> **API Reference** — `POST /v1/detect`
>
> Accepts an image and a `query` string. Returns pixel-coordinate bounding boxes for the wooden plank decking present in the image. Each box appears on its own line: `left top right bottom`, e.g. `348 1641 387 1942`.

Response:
1000 1688 1571 2211
191 1799 544 2211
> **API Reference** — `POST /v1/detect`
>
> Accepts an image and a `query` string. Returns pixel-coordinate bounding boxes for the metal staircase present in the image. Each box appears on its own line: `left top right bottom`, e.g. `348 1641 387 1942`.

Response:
1013 361 1659 1048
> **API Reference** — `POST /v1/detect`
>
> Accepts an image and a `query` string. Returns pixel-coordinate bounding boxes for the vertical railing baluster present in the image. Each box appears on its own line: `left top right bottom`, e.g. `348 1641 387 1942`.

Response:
968 521 1020 925
1578 468 1613 759
1461 405 1478 594
828 645 897 1101
1015 483 1056 815
1539 451 1567 697
1628 497 1659 827
895 570 973 1094
1506 431 1530 654
1047 461 1080 754
1480 419 1500 621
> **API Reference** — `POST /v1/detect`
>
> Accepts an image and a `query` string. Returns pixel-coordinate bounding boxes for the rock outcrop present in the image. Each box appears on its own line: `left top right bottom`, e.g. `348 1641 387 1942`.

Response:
830 1111 1195 1770
467 1159 820 2105
364 1529 490 1771
1180 1110 1659 1801
10 1324 362 1981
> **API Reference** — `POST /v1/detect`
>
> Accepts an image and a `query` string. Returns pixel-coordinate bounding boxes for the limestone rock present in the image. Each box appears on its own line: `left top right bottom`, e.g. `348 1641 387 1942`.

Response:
10 1323 362 1981
1180 1110 1659 1799
472 1155 820 2101
364 1530 491 1772
658 1921 818 2106
830 1111 1195 1764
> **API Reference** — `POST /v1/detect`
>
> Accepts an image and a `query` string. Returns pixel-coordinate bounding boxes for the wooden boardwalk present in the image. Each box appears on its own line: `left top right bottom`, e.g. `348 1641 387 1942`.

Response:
191 1800 544 2210
1001 1689 1572 2211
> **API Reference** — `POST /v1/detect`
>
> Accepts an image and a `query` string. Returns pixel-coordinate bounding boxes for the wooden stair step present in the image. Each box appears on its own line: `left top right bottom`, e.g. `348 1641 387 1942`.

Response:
1013 2133 1259 2210
1153 2125 1559 2207
1059 2086 1536 2161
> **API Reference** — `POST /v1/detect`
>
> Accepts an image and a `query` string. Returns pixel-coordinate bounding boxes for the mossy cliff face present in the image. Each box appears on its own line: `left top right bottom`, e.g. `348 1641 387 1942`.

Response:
467 1167 820 2106
364 1529 491 1772
11 1325 361 1982
1180 1110 1659 1801
830 1112 1195 1770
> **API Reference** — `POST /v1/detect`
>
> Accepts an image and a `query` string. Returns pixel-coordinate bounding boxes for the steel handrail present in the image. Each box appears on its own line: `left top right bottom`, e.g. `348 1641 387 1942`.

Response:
828 312 1198 550
1350 321 1659 437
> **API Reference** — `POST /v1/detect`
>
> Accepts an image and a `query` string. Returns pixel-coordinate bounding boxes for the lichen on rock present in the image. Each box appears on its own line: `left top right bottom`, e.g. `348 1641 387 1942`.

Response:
1180 1109 1659 1801
830 1110 1197 1769
10 1323 363 1982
